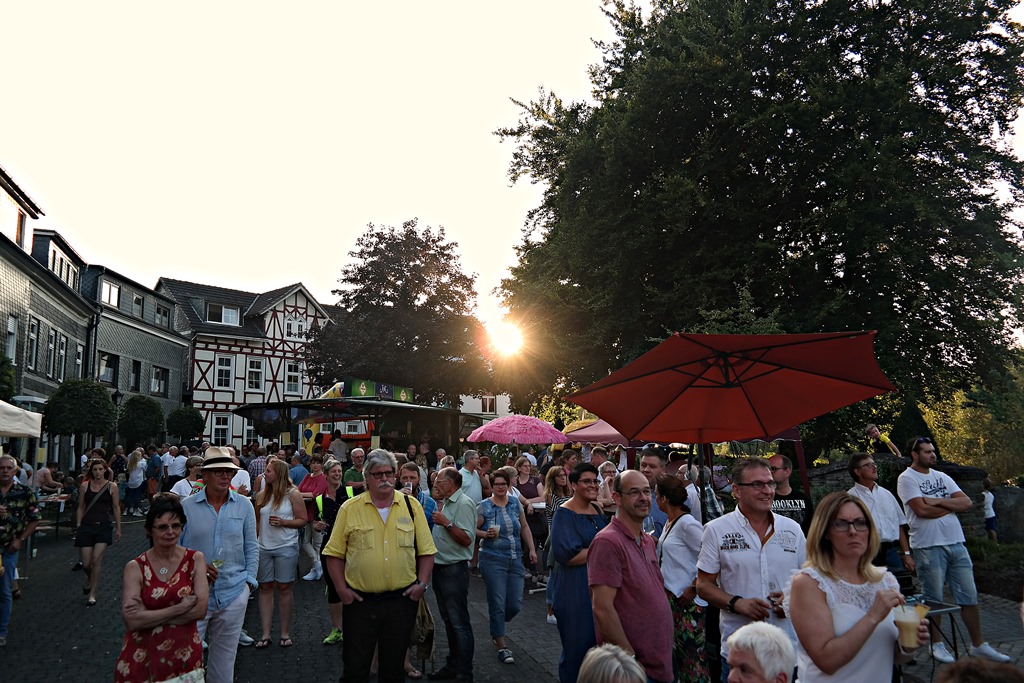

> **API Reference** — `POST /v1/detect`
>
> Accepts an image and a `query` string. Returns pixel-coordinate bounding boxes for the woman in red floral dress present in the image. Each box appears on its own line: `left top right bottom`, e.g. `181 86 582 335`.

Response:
115 494 209 683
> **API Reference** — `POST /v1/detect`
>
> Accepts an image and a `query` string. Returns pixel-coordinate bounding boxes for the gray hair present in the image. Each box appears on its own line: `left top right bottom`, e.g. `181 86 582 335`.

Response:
726 622 796 681
576 643 646 683
351 447 366 459
363 448 396 480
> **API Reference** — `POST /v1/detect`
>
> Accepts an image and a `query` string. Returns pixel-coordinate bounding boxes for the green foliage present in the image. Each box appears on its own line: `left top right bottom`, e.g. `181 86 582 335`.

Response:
0 355 15 403
43 379 116 436
527 389 584 431
304 219 490 406
496 0 1024 442
921 357 1024 482
117 395 164 447
166 406 205 440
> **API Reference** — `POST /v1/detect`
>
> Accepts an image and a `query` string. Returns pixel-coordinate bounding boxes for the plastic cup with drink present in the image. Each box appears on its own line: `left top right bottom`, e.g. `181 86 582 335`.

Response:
893 604 929 650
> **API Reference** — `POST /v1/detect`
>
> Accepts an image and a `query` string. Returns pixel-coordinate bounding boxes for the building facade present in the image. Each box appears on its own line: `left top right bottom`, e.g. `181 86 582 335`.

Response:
157 279 333 445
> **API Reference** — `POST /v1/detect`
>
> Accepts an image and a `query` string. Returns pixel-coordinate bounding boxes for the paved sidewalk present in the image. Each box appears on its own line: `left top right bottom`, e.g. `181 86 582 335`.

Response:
4 517 1021 681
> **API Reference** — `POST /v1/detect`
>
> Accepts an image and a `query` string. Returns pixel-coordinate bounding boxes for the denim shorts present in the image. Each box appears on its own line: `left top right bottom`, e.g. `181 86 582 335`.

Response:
914 542 978 606
257 544 299 584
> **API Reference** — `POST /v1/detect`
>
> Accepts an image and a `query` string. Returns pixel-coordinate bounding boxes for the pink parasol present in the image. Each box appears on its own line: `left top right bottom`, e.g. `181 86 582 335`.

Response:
467 414 569 445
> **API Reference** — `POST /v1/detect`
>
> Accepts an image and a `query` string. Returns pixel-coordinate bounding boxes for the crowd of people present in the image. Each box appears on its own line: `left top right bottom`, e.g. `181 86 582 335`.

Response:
0 430 1020 683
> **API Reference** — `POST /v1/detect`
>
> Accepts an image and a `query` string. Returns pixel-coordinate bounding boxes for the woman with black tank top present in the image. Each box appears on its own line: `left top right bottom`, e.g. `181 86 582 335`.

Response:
76 458 122 606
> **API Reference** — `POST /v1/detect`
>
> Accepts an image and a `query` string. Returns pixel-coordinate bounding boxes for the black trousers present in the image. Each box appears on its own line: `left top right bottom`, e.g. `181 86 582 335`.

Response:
341 589 418 683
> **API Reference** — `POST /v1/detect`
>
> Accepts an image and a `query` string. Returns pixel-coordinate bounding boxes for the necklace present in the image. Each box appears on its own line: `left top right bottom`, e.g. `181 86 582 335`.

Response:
159 567 169 576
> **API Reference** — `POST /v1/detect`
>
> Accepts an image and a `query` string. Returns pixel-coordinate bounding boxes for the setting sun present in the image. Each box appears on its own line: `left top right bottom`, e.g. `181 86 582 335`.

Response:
488 321 524 355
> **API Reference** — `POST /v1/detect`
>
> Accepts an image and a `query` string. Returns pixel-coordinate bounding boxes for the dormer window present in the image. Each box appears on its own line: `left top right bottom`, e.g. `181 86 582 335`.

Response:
284 314 306 339
207 303 240 325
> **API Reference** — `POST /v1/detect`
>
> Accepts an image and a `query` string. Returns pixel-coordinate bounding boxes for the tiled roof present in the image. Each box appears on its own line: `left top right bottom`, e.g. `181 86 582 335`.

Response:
248 283 302 316
157 278 266 339
0 163 44 218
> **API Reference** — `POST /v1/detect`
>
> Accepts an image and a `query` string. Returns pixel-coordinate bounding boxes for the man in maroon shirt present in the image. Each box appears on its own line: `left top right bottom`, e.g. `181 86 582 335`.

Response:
588 469 673 683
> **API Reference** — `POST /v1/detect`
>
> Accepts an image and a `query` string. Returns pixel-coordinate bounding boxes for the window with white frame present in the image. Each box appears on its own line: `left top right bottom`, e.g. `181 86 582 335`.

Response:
74 344 83 378
151 366 169 397
284 315 306 339
207 303 240 325
244 420 256 445
98 352 118 384
57 335 67 381
215 355 234 389
132 294 144 318
285 361 301 394
26 317 38 370
247 358 264 391
155 304 170 328
101 281 120 307
481 395 497 414
5 316 16 362
45 329 56 377
213 414 231 445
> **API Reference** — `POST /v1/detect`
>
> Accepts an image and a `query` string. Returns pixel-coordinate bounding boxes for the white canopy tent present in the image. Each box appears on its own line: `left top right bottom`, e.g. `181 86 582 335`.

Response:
0 399 42 438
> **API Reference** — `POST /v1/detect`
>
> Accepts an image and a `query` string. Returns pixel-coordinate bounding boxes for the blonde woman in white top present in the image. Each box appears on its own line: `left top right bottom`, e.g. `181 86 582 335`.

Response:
253 458 306 648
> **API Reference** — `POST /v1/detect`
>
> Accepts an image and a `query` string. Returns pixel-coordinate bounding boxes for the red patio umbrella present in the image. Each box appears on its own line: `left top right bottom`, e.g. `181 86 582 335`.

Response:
566 331 895 444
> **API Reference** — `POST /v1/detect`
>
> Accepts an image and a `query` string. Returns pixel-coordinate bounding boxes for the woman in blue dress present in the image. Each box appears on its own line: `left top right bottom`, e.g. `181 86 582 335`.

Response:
549 462 607 683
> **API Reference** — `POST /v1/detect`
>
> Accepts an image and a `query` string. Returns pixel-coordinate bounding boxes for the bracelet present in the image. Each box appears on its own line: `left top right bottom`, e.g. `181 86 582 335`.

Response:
727 595 742 613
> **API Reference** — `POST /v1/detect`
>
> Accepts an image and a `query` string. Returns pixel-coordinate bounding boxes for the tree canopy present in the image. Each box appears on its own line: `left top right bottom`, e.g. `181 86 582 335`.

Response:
43 379 116 437
496 0 1024 447
166 406 205 441
118 395 165 448
304 219 490 406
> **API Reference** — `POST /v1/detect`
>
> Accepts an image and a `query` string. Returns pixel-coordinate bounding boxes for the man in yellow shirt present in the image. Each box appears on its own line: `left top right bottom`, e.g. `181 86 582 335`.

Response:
323 449 436 683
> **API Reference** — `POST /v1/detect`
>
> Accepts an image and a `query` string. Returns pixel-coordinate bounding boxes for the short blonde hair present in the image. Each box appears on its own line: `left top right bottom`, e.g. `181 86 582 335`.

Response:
577 644 646 683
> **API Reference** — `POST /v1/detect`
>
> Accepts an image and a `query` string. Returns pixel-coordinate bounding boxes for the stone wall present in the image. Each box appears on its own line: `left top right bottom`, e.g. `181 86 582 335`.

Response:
806 455 988 538
992 485 1024 544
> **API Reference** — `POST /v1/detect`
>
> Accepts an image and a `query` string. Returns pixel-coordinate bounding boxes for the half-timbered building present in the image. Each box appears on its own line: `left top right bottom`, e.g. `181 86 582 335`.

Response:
156 278 333 445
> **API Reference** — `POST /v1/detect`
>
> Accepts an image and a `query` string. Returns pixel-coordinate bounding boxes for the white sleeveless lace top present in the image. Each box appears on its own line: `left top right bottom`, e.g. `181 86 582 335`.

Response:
788 566 899 683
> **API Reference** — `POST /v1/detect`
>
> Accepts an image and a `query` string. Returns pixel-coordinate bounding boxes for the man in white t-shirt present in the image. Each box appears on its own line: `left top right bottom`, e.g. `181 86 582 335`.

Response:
697 457 805 680
161 446 176 491
227 447 251 496
897 436 1009 663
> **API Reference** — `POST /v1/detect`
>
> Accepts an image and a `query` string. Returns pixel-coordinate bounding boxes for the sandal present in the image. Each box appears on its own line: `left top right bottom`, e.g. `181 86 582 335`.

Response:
279 637 293 648
405 667 423 679
254 638 272 649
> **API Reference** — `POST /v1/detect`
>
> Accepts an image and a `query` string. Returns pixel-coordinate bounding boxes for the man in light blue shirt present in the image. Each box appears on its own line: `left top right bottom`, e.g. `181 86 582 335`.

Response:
181 447 258 683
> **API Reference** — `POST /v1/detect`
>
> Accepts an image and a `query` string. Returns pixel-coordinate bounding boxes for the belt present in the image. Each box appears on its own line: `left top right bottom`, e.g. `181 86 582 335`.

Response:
879 540 899 550
352 585 413 601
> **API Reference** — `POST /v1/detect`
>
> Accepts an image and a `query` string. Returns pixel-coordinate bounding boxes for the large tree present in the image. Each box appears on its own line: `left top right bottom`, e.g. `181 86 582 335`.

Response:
497 0 1024 445
304 219 490 405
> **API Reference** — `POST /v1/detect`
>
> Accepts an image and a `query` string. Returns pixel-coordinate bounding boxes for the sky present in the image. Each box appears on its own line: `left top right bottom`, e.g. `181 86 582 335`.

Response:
0 1 622 327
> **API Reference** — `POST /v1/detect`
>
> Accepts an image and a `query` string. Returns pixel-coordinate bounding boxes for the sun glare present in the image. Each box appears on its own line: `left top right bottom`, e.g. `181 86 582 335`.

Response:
489 321 524 355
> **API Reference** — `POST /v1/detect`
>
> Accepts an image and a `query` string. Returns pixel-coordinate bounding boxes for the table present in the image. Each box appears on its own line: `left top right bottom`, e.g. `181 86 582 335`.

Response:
919 600 963 681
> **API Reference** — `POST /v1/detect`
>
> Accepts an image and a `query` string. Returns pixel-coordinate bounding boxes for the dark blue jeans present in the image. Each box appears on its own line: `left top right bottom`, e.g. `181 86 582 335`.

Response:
432 562 475 678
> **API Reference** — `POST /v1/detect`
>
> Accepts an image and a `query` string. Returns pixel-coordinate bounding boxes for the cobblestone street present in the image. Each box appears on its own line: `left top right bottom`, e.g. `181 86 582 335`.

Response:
3 513 1021 682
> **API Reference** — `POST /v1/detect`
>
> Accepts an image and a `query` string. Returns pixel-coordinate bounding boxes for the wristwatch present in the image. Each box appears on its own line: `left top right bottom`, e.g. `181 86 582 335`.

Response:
445 522 454 531
415 580 428 589
727 595 742 613
902 551 912 556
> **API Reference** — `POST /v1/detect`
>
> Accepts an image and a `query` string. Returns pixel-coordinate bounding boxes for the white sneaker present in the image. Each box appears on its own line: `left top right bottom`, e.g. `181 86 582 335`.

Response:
302 568 320 581
931 642 955 663
546 614 557 625
238 630 254 647
969 642 1010 662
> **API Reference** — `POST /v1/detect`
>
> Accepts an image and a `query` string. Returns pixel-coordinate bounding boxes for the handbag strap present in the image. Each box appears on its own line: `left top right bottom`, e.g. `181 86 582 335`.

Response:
80 481 107 522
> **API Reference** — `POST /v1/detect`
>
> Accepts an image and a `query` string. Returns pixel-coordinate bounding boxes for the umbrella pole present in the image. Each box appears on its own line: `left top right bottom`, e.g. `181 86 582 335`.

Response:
794 435 811 498
700 442 714 524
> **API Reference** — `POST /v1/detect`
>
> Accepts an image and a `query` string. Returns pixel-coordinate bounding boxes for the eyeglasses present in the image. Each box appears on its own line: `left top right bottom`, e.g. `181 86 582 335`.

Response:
206 469 235 477
734 480 778 491
576 478 600 487
153 523 183 532
492 482 509 488
856 462 877 469
830 518 869 533
367 470 395 480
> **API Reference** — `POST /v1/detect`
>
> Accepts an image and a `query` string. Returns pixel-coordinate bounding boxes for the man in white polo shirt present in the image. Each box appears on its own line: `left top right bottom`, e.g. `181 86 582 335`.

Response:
846 452 914 572
697 457 805 681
